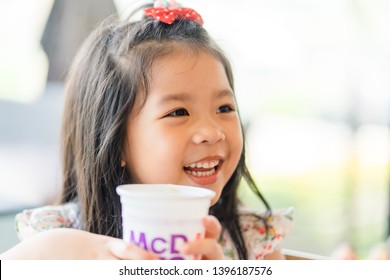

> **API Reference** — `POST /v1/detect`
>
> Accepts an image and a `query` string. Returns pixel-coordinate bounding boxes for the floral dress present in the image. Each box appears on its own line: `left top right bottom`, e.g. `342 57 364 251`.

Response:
15 203 293 260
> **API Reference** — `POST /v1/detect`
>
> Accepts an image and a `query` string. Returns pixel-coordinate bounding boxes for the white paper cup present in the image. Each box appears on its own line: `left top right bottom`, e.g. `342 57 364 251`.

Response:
116 184 215 260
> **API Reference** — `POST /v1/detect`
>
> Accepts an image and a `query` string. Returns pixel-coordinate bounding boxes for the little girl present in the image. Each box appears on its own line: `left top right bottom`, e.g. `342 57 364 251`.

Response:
1 0 292 260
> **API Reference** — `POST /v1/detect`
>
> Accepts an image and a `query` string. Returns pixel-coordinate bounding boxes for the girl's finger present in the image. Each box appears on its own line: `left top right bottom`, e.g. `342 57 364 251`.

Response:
203 215 222 240
179 238 224 260
108 238 159 260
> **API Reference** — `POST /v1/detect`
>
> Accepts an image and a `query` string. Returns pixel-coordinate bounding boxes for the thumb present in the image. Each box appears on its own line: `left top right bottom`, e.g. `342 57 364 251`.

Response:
203 215 222 240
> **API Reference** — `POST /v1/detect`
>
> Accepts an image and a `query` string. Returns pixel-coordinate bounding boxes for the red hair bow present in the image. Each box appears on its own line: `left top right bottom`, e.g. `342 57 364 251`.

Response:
144 7 204 25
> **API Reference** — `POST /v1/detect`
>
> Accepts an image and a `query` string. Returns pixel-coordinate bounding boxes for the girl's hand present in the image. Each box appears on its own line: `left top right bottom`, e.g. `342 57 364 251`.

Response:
1 228 158 260
179 215 224 260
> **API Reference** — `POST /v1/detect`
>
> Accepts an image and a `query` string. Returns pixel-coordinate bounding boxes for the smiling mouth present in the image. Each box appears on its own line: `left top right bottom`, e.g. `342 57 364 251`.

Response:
183 159 222 177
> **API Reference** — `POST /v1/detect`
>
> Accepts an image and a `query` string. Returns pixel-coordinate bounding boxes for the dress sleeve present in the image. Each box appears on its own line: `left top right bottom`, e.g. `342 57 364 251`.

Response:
15 202 81 241
240 207 293 260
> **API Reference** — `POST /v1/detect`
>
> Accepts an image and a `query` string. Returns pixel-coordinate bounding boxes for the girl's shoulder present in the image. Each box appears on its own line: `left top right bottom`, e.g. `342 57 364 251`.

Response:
221 206 294 260
15 202 81 240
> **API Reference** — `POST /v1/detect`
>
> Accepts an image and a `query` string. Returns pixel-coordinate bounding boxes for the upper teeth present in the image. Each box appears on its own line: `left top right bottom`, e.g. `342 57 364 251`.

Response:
185 160 219 169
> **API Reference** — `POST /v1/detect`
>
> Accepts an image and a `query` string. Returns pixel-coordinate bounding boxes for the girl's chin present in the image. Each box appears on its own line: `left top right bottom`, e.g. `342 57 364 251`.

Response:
210 197 219 206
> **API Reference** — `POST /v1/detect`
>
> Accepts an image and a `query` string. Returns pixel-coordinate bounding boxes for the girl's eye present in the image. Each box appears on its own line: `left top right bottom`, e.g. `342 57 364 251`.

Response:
218 104 234 113
166 108 189 117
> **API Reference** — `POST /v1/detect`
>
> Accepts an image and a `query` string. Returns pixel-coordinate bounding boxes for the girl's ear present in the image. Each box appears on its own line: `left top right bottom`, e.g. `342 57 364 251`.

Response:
121 160 126 167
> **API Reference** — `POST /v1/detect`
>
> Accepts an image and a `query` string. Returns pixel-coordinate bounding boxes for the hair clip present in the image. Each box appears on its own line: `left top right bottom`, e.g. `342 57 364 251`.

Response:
144 0 203 25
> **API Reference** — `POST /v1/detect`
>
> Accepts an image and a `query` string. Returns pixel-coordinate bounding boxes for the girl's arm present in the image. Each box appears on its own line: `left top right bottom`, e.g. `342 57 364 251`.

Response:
1 216 223 260
264 248 285 260
0 228 158 260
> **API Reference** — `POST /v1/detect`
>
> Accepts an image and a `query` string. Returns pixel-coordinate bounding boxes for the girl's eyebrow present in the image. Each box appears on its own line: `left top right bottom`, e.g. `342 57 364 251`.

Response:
158 89 234 106
217 89 234 99
158 93 190 106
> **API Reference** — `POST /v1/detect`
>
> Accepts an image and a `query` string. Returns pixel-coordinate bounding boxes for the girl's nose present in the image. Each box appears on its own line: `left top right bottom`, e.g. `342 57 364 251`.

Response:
192 121 226 145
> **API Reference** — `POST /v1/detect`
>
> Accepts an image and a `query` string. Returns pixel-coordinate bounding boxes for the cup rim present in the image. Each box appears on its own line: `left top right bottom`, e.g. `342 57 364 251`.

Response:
116 184 215 199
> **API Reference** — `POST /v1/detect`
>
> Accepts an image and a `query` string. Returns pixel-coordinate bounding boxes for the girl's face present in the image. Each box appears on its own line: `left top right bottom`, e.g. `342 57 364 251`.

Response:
123 50 243 205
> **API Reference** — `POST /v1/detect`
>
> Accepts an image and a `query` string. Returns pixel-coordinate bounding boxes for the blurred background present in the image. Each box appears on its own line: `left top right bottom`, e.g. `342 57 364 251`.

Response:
1 0 389 258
